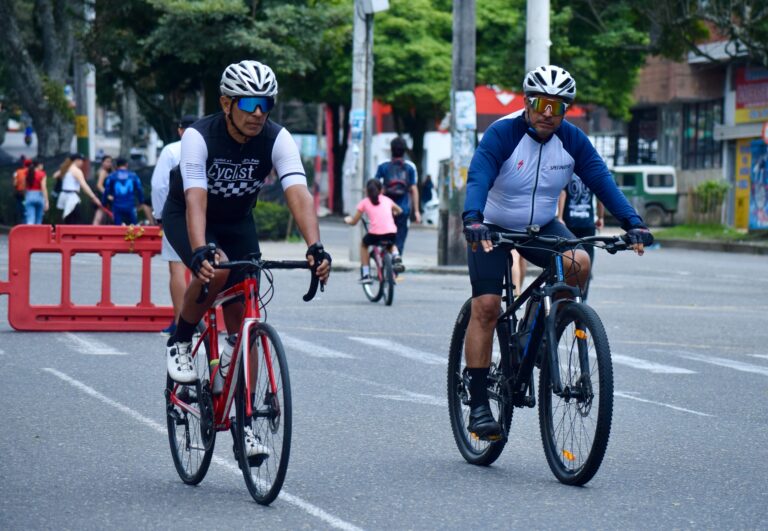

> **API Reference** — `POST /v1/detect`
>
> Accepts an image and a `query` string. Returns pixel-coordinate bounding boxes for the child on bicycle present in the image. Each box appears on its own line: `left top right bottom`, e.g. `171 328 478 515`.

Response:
344 178 403 284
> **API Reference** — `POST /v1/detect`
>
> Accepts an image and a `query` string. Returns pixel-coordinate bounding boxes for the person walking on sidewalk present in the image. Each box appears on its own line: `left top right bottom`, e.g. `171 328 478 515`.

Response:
55 153 102 224
375 136 421 256
92 155 113 225
23 158 49 224
344 178 403 283
103 158 144 225
151 114 198 336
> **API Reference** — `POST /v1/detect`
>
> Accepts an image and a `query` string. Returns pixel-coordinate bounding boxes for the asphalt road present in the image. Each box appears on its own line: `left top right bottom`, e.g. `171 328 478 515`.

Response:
1 231 767 529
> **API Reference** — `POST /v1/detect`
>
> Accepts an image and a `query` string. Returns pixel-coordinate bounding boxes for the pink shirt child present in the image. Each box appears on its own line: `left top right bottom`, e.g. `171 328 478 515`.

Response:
355 195 398 235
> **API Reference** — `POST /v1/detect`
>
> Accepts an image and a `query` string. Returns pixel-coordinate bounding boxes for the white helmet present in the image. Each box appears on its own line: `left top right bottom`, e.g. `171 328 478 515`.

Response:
220 60 278 98
523 65 576 104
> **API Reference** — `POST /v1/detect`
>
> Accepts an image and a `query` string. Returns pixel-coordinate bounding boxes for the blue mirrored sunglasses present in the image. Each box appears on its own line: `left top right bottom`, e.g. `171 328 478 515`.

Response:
236 96 275 114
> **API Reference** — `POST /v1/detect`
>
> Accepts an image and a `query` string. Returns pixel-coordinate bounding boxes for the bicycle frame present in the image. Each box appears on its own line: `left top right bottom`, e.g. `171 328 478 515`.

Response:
497 247 589 405
169 272 274 432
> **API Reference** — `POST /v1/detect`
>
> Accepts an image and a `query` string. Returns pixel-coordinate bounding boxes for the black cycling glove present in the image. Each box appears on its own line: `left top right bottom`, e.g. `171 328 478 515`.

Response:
190 244 217 276
306 242 332 268
463 219 491 243
625 226 654 247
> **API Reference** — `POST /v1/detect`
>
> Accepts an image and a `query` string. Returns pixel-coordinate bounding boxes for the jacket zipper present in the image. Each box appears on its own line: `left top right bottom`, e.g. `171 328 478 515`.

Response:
529 143 543 225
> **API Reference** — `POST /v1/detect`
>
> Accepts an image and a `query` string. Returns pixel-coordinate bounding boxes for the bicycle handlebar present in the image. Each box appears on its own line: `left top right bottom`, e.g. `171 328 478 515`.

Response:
490 230 631 254
194 254 322 304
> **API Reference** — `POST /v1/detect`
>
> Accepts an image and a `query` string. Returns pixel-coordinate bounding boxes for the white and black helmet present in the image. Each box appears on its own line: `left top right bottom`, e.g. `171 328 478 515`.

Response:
220 60 278 98
523 65 576 103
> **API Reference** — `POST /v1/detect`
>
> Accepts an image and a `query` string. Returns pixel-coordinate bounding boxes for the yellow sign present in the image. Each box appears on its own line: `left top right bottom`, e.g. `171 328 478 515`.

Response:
734 139 752 229
75 115 88 138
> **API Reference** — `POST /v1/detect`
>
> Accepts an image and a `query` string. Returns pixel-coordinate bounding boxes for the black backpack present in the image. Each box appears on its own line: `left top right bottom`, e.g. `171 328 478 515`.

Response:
383 160 410 200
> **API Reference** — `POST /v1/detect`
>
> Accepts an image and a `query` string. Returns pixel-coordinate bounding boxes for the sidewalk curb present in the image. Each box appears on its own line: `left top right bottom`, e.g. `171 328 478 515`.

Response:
656 238 768 255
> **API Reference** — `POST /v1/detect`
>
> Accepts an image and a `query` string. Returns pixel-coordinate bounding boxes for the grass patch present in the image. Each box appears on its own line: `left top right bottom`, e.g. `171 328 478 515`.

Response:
655 224 768 243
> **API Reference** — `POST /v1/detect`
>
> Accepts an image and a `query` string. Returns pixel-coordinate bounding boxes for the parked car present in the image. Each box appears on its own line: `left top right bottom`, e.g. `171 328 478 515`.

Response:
610 165 678 227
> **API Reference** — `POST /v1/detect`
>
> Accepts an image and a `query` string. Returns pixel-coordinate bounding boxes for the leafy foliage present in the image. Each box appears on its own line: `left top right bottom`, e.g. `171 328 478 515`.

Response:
252 200 293 240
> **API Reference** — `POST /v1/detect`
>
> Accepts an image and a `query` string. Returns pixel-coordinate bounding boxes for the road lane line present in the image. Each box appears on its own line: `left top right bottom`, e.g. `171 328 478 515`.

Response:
348 337 445 365
611 354 696 374
677 353 768 377
282 334 356 359
42 367 363 531
615 391 714 417
319 369 444 406
60 333 127 356
750 354 768 361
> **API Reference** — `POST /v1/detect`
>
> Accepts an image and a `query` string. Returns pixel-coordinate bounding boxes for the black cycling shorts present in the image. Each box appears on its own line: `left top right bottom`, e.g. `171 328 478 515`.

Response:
362 232 396 247
467 219 581 297
162 203 260 289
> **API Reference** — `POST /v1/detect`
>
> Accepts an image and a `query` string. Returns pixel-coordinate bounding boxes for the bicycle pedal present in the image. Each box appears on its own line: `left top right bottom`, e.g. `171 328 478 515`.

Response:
469 431 502 442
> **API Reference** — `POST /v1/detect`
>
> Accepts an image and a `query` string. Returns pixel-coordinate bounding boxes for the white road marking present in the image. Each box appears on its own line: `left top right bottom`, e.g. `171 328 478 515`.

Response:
615 391 714 417
677 353 768 377
320 369 444 407
42 368 363 531
611 354 696 374
749 354 768 361
60 332 127 356
348 337 445 365
282 334 356 359
365 392 445 407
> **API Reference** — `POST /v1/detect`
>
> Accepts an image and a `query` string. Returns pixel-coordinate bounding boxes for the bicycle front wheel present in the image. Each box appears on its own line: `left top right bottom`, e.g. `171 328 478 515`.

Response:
382 252 395 306
363 250 383 302
235 322 292 505
538 303 613 485
166 323 215 485
447 299 513 466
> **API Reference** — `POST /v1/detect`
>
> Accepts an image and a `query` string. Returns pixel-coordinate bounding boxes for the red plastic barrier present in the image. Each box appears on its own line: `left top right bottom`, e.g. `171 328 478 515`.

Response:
0 224 173 331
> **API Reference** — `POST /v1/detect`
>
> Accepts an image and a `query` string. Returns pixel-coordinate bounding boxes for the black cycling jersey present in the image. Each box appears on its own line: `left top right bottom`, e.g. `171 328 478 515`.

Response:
165 112 306 223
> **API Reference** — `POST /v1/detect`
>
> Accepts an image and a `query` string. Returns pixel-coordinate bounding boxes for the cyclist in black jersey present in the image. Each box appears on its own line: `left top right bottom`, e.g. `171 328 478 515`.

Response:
163 60 331 391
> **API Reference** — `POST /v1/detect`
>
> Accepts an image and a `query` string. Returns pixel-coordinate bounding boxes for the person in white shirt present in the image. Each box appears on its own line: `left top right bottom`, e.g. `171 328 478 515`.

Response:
151 115 198 336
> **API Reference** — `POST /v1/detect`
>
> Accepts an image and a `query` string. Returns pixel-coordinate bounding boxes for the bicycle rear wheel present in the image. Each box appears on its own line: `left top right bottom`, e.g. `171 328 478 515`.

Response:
538 303 613 485
382 252 395 306
166 323 215 485
362 250 383 302
447 299 513 466
235 322 292 505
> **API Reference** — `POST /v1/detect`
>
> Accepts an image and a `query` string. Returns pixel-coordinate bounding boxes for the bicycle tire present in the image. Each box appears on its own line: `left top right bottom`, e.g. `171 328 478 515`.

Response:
538 303 613 485
382 252 395 306
166 322 216 485
447 298 513 466
235 322 292 505
362 249 383 302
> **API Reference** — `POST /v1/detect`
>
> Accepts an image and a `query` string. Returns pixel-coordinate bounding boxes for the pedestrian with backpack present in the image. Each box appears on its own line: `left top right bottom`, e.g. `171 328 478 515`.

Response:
103 158 144 225
374 136 420 259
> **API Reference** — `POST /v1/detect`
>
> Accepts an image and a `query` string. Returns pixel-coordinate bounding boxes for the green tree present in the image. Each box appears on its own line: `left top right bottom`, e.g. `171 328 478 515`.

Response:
0 0 78 157
373 0 452 178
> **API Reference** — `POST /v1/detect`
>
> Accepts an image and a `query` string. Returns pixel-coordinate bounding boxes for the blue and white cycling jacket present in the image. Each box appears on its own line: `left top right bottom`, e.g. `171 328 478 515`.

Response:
463 112 643 231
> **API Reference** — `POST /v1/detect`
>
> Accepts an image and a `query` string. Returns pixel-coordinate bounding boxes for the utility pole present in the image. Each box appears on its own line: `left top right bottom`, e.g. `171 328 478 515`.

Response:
342 0 388 262
525 0 550 71
74 1 96 171
439 0 476 265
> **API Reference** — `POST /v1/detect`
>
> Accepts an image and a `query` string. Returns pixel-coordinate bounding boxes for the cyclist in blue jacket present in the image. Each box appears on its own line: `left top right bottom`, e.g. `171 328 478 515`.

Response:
103 158 144 225
461 65 653 439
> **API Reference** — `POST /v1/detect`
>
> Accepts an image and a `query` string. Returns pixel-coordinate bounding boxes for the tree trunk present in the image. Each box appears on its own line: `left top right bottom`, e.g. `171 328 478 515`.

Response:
0 0 77 158
118 82 139 159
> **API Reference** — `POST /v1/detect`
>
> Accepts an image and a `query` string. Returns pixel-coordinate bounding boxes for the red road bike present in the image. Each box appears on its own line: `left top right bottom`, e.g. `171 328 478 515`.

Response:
165 251 320 505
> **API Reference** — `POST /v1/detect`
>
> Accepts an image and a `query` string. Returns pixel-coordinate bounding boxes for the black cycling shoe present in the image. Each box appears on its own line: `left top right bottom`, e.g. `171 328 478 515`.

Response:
468 403 502 441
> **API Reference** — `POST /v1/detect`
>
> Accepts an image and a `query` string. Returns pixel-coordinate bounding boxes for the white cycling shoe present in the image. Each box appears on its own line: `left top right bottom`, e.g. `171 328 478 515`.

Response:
167 341 196 383
244 426 271 457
